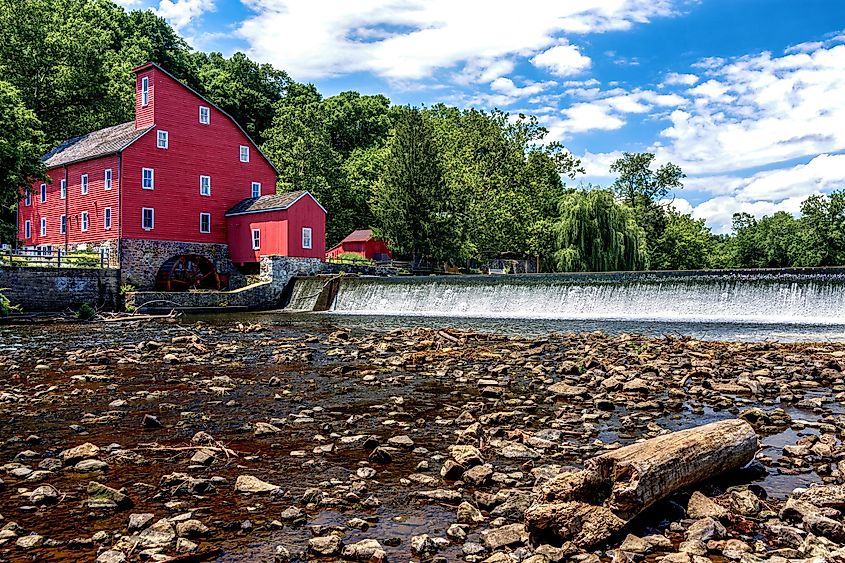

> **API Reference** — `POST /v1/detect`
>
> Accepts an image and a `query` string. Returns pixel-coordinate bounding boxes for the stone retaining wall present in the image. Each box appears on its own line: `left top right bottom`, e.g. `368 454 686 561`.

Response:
0 267 120 311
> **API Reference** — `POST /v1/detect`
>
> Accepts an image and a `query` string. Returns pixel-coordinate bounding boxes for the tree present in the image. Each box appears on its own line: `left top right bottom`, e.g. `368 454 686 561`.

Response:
651 211 714 270
371 106 464 264
322 91 392 157
552 189 648 272
0 80 45 243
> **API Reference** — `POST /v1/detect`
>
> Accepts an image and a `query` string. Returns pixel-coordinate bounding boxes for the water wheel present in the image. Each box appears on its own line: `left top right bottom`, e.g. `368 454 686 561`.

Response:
155 254 221 292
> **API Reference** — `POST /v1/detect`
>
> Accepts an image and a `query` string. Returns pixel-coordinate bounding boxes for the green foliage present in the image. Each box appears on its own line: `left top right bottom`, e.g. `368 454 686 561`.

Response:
651 211 714 270
332 252 371 264
372 106 465 265
119 282 137 296
0 288 20 317
0 79 46 243
552 189 648 272
75 303 96 320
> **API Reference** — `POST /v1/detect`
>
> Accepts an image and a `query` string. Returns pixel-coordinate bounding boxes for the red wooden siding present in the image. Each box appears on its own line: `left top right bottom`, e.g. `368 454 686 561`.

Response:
227 210 288 264
285 195 326 260
19 155 121 247
121 67 277 244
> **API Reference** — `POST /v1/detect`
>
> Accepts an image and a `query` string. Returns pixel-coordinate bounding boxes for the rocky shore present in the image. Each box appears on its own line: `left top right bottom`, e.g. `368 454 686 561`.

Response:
1 318 845 562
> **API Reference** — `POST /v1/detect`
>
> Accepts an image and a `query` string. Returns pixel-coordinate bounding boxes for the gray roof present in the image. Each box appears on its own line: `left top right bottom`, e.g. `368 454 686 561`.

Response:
226 191 326 216
43 121 153 168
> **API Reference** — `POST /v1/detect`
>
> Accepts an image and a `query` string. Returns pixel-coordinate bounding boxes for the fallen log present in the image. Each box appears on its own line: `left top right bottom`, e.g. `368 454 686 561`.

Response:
525 419 758 547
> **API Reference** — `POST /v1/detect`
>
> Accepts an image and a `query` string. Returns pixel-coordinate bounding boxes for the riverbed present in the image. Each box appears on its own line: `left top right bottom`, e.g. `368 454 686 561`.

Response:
1 316 844 562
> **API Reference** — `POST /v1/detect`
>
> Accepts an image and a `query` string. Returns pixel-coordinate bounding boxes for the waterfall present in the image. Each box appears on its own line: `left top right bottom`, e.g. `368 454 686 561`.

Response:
285 277 330 311
327 271 845 324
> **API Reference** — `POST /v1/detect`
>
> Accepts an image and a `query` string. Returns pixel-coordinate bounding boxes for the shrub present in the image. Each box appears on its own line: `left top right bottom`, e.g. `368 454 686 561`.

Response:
76 303 97 320
0 289 20 317
333 252 371 264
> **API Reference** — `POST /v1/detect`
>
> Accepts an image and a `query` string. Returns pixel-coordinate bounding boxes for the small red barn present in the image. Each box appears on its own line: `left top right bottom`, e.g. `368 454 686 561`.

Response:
326 229 392 261
226 191 326 264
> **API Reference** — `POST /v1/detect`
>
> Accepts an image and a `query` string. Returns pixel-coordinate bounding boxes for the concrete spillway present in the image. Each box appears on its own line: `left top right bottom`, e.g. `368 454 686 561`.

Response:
286 269 845 325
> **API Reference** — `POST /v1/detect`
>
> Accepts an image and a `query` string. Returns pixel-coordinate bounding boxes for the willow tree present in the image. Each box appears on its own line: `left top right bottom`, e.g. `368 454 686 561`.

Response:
553 189 648 272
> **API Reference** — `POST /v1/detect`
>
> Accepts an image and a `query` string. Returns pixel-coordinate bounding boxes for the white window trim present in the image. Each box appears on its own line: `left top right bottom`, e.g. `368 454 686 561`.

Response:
60 179 66 200
251 182 261 198
142 168 154 190
81 174 89 195
40 217 47 237
199 106 210 125
142 208 154 231
251 228 260 250
199 212 211 234
80 211 89 232
302 227 312 249
40 183 46 203
157 130 168 149
199 175 211 196
24 191 31 206
60 214 66 235
141 76 149 106
24 220 31 239
104 207 112 230
104 169 113 191
240 145 250 163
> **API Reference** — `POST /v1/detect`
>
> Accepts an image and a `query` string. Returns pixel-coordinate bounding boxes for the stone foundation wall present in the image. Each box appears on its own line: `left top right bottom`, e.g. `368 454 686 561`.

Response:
119 239 246 291
0 267 120 311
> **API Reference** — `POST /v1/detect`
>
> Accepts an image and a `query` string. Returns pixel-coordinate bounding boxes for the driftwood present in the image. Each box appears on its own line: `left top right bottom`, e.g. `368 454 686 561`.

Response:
525 419 758 547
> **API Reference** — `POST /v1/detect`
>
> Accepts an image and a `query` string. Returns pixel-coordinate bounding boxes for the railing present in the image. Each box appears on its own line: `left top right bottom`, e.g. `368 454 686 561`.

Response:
0 247 109 269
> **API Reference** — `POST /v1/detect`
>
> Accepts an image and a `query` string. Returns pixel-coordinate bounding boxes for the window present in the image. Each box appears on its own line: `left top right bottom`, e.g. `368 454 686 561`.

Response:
142 207 154 231
141 76 149 106
104 169 112 190
239 145 250 162
251 228 260 250
199 212 211 233
60 215 66 235
251 182 261 198
60 179 66 200
24 220 31 239
199 106 210 125
104 207 112 230
199 175 211 196
40 183 46 203
80 211 89 232
40 217 47 237
157 130 168 149
302 227 312 249
142 168 154 190
81 174 89 195
25 190 31 206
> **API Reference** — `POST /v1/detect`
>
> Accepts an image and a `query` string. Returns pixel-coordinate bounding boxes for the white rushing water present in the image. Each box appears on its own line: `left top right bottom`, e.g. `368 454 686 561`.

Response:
328 274 845 325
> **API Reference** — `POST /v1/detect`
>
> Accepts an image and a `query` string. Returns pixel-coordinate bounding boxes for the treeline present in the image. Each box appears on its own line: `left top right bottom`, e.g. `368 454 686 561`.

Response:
1 0 842 271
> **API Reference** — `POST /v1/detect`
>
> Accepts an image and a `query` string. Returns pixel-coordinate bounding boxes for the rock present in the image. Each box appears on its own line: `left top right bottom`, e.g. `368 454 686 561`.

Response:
410 534 439 556
309 535 342 556
136 518 175 548
176 537 198 553
341 539 386 562
497 441 540 460
280 506 305 522
159 472 215 496
29 484 59 505
190 449 215 466
61 443 100 465
87 481 132 508
387 435 415 448
450 445 484 467
729 489 761 516
481 523 528 549
235 475 280 494
441 459 466 480
96 551 127 563
686 517 726 543
798 484 845 509
74 459 109 472
464 464 493 486
415 489 463 503
618 534 652 554
622 378 649 393
128 513 155 530
457 501 485 524
687 491 728 520
368 447 393 464
175 519 208 537
142 414 162 428
254 422 281 436
16 534 44 549
547 382 589 398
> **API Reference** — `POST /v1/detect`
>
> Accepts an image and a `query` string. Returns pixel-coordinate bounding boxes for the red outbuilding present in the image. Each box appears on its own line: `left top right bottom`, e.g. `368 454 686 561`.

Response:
326 229 392 262
18 62 326 290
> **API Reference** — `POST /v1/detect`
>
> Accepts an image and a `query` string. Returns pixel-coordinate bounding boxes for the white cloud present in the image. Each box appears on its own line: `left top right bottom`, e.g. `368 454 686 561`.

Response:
530 43 591 77
155 0 214 30
238 0 678 81
113 0 144 6
490 77 556 98
690 195 809 234
663 72 699 86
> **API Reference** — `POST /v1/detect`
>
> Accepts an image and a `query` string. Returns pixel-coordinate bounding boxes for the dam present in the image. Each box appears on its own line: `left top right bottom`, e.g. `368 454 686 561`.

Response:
285 269 845 326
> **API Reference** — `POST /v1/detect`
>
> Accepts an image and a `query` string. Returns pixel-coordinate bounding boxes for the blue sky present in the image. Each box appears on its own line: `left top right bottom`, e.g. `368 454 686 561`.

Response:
122 0 845 232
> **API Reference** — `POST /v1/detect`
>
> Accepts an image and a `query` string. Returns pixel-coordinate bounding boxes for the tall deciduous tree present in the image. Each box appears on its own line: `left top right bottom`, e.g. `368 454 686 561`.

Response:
372 107 464 265
651 211 714 270
553 189 648 272
0 80 45 243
